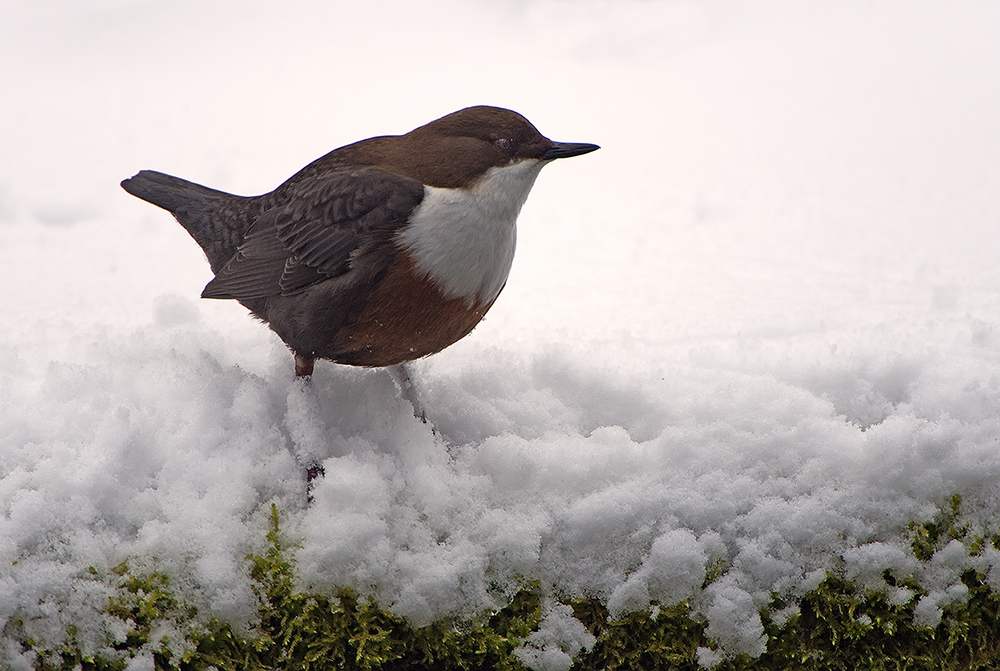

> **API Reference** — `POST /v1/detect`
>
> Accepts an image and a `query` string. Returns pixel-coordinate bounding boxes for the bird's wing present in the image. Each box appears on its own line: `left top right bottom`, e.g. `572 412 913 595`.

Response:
202 167 425 300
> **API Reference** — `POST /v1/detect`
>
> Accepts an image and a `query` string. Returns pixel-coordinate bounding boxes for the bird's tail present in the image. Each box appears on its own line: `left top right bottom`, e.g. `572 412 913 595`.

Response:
121 170 244 272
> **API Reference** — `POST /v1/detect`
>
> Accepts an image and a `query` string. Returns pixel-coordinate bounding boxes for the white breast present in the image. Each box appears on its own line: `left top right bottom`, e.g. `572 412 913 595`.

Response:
398 158 547 306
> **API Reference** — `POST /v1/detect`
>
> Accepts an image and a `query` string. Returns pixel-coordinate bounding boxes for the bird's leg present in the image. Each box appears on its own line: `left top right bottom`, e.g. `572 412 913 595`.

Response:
295 353 315 378
288 356 324 502
387 365 459 453
387 363 428 423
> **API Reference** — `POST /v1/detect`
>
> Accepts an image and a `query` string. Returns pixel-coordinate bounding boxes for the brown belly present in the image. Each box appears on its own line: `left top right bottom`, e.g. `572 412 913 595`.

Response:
327 252 497 367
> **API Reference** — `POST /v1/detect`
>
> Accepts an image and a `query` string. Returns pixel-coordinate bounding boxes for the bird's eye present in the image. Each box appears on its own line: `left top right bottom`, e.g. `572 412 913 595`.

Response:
494 138 514 152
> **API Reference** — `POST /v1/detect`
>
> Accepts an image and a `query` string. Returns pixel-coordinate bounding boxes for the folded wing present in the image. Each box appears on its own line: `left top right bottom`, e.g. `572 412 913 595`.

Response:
202 167 425 300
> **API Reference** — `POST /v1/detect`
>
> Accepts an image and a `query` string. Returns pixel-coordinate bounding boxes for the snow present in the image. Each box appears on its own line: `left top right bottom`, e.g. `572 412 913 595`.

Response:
2 0 1000 665
516 603 596 671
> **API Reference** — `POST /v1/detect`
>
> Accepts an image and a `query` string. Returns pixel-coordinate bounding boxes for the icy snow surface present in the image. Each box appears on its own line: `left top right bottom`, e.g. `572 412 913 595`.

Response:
2 0 1000 665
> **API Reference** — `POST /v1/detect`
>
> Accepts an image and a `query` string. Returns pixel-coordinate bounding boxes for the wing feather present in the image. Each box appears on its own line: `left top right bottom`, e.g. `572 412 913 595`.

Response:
201 168 424 300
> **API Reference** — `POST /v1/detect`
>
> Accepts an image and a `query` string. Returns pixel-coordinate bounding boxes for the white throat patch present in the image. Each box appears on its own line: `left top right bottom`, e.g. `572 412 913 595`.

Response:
398 159 547 305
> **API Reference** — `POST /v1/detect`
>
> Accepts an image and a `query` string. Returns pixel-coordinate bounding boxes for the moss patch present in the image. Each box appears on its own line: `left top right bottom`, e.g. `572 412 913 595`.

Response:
13 499 1000 670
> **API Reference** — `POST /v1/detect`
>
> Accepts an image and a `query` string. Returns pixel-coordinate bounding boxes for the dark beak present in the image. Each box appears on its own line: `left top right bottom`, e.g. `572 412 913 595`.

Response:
542 142 600 160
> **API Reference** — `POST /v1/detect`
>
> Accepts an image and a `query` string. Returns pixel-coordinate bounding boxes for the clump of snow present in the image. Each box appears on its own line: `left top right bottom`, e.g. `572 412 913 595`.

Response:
842 542 920 592
2 0 1000 665
976 547 1000 593
703 578 768 658
515 603 596 671
697 645 726 669
608 528 706 618
913 581 973 629
911 540 975 627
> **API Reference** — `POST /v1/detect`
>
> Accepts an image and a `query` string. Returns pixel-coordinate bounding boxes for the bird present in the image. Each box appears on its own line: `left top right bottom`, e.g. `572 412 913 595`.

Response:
121 105 599 379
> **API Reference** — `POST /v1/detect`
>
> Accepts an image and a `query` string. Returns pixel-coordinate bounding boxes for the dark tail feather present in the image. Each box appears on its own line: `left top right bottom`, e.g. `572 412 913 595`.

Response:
121 170 230 212
121 170 243 272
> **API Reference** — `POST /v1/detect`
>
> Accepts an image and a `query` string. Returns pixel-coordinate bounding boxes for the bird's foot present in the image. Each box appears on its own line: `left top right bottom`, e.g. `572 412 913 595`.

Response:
305 462 326 503
286 372 327 504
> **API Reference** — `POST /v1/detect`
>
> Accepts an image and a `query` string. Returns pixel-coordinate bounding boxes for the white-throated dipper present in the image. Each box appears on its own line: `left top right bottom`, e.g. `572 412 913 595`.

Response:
121 106 598 378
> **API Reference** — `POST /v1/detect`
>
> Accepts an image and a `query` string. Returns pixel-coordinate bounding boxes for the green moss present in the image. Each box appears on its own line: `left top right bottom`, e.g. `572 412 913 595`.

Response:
14 499 1000 670
910 494 968 561
569 600 705 670
176 505 540 671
